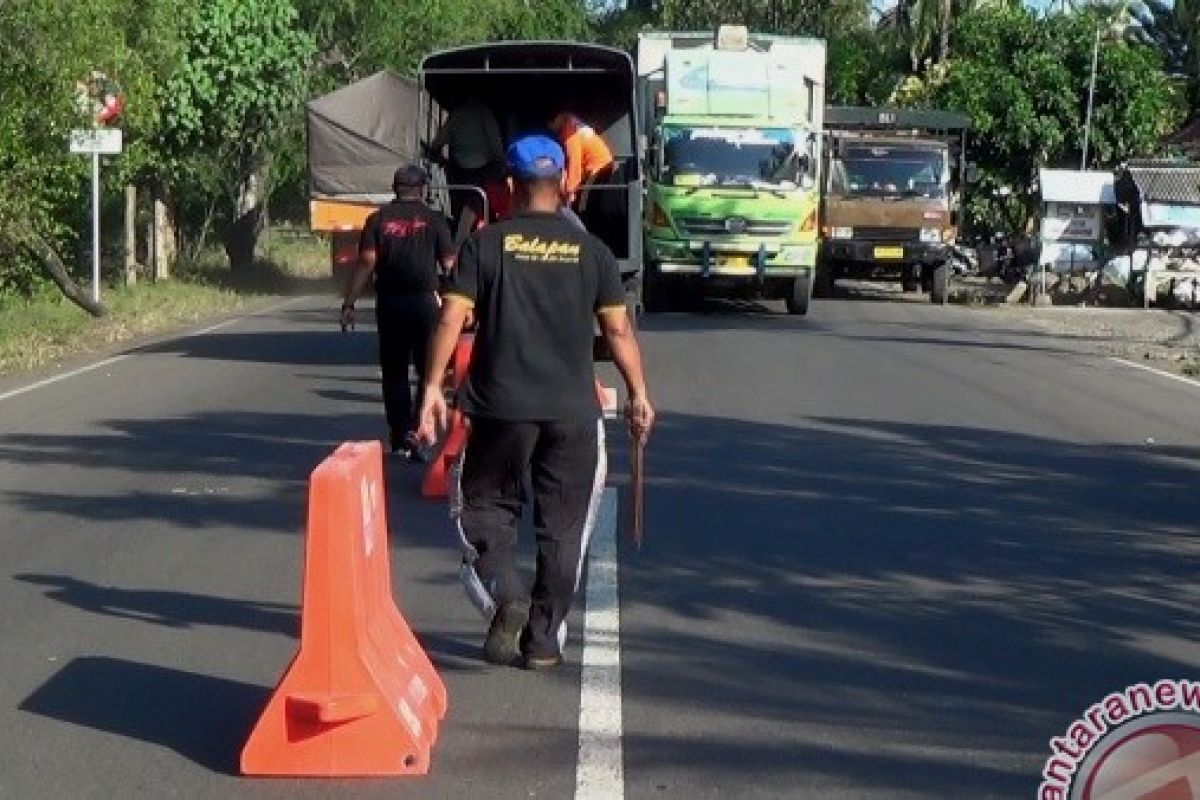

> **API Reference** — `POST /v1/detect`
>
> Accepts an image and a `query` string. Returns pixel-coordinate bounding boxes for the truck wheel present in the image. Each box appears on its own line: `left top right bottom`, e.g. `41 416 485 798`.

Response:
930 264 950 305
786 274 813 316
814 261 835 298
643 264 669 313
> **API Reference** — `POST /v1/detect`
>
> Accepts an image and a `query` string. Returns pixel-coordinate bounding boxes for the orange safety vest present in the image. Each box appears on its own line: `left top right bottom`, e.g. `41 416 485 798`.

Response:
560 117 614 198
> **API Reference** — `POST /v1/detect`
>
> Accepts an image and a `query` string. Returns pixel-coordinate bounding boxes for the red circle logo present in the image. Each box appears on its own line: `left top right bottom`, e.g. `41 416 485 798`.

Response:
1081 721 1200 799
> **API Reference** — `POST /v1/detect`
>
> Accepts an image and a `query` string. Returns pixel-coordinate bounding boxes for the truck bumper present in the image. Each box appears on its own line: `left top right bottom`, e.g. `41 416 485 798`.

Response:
648 237 817 277
821 240 950 266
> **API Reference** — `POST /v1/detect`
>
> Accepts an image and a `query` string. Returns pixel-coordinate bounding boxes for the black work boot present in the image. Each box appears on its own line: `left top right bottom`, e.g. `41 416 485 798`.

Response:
483 600 530 666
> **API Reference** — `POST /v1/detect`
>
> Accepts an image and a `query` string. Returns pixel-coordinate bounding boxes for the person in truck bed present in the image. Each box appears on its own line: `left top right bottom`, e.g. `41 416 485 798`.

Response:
550 111 615 226
427 96 506 245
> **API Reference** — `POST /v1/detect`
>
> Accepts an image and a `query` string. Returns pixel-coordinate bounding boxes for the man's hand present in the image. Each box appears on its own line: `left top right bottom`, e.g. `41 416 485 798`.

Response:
339 303 355 332
417 388 450 448
626 393 655 445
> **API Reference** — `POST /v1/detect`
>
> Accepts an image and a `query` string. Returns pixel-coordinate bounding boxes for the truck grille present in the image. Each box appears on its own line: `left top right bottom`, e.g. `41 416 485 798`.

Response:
678 217 793 238
853 227 921 242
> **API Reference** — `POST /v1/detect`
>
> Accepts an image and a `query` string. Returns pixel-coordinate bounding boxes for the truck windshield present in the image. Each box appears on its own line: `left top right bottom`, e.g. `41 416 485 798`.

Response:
662 126 800 189
829 145 948 199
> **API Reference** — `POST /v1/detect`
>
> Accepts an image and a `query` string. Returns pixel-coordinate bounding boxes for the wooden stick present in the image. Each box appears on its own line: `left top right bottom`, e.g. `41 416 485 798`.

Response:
631 436 644 550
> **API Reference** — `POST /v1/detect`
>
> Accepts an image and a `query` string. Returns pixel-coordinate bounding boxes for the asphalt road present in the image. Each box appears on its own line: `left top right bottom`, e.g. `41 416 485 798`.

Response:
1 295 1198 799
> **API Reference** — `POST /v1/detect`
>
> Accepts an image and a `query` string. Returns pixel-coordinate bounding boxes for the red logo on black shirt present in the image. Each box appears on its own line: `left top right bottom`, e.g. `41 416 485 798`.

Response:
382 218 428 238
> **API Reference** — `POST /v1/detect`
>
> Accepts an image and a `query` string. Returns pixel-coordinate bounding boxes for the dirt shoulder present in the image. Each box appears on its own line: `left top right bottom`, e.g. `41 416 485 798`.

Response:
0 229 338 379
985 305 1200 374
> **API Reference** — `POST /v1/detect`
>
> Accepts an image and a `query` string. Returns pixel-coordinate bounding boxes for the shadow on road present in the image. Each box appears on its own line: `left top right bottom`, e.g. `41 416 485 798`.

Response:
19 656 268 775
14 574 299 636
138 328 378 368
605 411 1200 795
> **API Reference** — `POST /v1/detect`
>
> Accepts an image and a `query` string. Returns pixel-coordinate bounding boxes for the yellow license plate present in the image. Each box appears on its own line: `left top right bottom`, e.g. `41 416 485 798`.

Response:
873 246 904 260
718 255 752 271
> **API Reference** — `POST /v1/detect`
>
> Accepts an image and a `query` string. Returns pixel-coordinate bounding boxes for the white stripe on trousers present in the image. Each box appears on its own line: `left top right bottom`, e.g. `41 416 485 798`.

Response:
450 418 609 647
450 433 498 621
559 419 608 651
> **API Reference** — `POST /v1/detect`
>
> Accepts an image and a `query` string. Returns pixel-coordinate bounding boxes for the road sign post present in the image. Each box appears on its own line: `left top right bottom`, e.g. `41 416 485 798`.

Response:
69 128 123 304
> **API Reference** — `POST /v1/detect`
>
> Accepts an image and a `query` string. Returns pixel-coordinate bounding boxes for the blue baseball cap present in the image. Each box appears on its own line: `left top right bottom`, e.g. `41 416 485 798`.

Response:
507 134 565 179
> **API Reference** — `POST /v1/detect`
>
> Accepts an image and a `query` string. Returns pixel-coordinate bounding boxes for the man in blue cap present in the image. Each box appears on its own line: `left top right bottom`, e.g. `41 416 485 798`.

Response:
416 134 654 670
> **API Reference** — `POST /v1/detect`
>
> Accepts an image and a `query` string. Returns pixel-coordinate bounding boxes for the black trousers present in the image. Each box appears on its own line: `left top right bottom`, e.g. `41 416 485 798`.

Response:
446 163 494 248
452 416 606 659
375 292 436 438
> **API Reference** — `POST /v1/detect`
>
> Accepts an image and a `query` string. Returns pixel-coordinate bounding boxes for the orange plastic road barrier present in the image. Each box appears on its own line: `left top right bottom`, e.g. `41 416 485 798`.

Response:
422 335 474 500
242 441 447 777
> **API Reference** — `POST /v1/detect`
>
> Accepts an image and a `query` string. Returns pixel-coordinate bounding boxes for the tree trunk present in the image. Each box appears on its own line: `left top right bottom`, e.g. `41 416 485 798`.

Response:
224 163 268 276
937 0 952 64
124 184 138 286
19 229 106 317
151 185 177 280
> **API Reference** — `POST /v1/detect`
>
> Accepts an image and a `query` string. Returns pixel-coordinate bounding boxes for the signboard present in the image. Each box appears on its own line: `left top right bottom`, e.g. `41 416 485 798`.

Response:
69 128 123 155
1041 201 1101 242
1144 202 1200 230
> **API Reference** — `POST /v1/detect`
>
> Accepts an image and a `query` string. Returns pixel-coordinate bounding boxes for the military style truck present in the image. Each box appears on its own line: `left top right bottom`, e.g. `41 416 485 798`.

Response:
418 41 644 325
818 107 970 304
637 25 826 315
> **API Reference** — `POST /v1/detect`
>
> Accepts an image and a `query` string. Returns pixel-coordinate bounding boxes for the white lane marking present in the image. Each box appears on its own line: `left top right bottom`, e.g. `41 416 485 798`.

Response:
576 487 624 800
0 296 309 404
0 355 130 403
1110 357 1200 391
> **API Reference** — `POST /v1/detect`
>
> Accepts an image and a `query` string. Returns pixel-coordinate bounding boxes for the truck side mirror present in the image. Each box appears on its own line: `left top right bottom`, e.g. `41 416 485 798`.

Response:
796 153 812 178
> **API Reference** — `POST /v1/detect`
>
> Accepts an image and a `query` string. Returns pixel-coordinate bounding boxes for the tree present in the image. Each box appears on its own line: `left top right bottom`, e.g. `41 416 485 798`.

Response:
158 0 315 272
904 6 1183 233
1132 0 1200 106
296 0 592 80
0 0 167 312
661 0 829 37
827 30 909 104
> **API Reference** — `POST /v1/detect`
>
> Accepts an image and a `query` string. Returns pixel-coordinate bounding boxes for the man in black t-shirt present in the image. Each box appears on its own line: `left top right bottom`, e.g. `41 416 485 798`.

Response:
342 164 454 460
416 135 654 670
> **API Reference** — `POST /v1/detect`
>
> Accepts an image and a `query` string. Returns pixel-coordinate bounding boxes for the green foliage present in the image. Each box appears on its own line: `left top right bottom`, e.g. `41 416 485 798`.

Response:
594 7 659 52
298 0 592 80
659 0 870 39
905 6 1183 233
827 30 908 105
1132 0 1200 106
0 0 172 297
159 0 314 187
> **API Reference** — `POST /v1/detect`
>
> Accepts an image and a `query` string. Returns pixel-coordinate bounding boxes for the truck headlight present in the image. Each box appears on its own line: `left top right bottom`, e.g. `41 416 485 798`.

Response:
920 228 941 243
830 226 853 239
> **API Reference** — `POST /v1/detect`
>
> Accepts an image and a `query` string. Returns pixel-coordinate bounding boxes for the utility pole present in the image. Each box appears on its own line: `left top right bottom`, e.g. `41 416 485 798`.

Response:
1080 25 1100 170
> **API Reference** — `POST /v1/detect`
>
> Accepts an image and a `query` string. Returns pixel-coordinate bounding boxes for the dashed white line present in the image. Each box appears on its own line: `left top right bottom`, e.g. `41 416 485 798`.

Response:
1110 357 1200 391
0 296 309 404
576 487 624 800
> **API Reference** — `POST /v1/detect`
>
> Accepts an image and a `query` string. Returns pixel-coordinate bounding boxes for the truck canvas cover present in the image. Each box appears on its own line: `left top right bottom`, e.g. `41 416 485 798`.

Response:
307 70 429 197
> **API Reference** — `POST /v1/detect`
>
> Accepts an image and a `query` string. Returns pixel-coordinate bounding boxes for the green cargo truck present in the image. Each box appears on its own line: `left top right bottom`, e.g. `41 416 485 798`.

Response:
636 26 826 315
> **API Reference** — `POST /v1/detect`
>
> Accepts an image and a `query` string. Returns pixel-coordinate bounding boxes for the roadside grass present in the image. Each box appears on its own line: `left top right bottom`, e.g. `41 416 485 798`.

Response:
0 225 338 378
